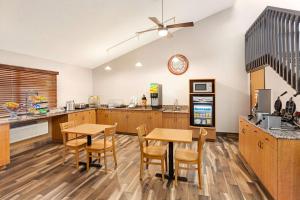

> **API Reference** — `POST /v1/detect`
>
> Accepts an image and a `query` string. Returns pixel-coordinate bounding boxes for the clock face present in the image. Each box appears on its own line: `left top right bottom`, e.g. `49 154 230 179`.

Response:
168 54 189 75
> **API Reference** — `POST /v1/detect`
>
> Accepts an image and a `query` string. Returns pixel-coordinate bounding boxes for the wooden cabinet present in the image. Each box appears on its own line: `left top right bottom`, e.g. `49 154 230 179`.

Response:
88 110 96 124
0 124 10 167
162 113 176 128
127 110 149 133
277 140 300 200
162 112 189 129
148 111 162 131
51 109 97 142
238 118 247 157
97 109 162 134
239 117 279 199
260 131 277 199
176 113 190 129
109 110 128 132
97 109 110 124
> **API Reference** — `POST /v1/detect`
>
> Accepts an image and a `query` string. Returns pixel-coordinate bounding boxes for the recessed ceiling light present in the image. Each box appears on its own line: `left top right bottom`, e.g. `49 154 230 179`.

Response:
135 62 143 67
104 66 112 71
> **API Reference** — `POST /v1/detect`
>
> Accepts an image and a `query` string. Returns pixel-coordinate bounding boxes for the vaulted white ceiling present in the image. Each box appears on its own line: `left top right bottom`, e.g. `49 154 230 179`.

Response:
0 0 234 68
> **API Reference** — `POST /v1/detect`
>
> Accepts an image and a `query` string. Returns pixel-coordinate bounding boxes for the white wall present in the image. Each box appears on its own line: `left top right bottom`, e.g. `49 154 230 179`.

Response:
265 66 300 113
93 0 300 133
0 49 93 107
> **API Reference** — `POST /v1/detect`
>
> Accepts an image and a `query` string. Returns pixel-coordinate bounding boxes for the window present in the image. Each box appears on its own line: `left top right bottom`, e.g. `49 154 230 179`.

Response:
0 64 58 117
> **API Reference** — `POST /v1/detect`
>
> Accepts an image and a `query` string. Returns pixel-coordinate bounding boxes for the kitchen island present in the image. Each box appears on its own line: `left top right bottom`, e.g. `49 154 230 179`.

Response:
239 116 300 200
0 108 97 168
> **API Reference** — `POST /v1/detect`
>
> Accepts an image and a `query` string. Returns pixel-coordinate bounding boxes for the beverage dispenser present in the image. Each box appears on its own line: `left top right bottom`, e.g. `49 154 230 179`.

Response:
150 83 162 108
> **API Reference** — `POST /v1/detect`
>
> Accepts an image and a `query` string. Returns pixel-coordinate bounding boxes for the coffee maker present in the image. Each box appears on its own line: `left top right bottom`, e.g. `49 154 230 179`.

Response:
150 83 162 108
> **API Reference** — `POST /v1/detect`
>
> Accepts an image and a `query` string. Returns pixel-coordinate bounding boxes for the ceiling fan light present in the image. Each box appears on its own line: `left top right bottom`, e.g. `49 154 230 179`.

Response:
158 29 168 37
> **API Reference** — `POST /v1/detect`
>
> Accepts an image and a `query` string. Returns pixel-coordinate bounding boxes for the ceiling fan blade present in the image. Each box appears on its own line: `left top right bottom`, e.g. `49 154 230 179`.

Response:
166 22 194 29
149 17 163 27
136 28 158 34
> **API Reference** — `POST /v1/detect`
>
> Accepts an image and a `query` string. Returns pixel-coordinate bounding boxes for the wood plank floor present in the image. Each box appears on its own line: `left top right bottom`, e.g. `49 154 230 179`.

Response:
0 134 271 200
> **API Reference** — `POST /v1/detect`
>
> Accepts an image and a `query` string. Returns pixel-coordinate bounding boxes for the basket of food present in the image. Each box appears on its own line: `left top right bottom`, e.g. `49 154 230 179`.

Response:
28 96 49 115
3 102 21 119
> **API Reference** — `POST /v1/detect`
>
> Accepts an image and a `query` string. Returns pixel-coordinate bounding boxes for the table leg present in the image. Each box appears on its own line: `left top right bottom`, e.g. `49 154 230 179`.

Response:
155 141 188 185
168 142 174 179
79 135 102 170
87 135 92 164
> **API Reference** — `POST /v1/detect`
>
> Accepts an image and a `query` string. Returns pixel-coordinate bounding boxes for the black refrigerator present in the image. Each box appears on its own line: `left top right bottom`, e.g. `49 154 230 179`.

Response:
190 94 215 127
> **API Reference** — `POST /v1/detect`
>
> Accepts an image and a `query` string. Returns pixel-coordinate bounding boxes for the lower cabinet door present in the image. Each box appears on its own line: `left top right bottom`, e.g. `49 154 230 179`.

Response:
261 138 278 199
109 110 128 132
0 124 10 167
97 110 110 124
89 110 96 123
162 113 176 128
148 111 162 131
249 127 262 177
239 119 246 157
126 111 149 133
176 113 189 129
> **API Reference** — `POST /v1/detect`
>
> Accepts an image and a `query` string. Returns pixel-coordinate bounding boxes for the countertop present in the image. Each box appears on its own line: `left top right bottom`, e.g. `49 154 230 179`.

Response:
98 106 189 114
0 108 96 126
241 115 300 140
0 106 190 126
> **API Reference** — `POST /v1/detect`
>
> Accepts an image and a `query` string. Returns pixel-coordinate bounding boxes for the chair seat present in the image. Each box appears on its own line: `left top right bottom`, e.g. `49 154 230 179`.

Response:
86 139 112 150
175 148 198 162
66 138 87 147
143 145 167 157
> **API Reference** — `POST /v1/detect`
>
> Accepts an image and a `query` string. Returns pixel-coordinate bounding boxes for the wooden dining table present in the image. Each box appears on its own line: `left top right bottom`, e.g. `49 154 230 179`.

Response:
145 128 193 183
61 124 113 169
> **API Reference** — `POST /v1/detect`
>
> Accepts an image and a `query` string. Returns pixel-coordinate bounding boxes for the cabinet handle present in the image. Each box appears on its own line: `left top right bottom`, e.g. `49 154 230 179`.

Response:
261 142 264 149
265 138 269 141
258 141 260 148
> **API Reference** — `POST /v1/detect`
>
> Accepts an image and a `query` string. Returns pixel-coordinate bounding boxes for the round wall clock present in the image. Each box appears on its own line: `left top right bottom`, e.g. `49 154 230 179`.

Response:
167 54 189 75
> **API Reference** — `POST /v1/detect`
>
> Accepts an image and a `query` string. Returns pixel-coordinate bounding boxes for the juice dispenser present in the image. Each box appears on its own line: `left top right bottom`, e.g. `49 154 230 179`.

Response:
150 83 162 108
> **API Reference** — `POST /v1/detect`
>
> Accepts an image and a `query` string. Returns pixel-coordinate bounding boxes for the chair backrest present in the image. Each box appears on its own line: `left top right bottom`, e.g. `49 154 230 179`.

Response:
60 121 76 144
104 123 117 148
198 128 208 161
136 124 147 152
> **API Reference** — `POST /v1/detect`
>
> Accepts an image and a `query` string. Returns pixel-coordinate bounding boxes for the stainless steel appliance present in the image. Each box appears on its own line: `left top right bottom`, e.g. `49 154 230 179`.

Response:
75 103 87 109
150 83 162 108
261 115 281 129
256 89 271 113
66 100 75 111
192 80 213 93
190 94 215 127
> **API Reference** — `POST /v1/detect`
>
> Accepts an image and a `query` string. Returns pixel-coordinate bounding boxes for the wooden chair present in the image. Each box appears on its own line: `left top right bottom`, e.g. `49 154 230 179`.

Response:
175 127 208 189
85 123 118 172
60 121 87 169
136 124 167 181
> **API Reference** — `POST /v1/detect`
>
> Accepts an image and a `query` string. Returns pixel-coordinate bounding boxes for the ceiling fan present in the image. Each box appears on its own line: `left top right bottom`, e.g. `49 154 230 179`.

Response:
136 0 194 37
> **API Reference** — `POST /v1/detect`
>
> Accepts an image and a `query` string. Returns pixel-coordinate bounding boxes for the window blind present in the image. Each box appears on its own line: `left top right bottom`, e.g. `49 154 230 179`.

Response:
0 64 58 117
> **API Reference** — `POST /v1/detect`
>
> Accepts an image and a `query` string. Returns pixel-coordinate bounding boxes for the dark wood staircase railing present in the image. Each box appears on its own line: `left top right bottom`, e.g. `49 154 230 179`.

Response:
245 6 300 90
